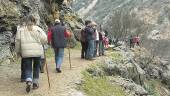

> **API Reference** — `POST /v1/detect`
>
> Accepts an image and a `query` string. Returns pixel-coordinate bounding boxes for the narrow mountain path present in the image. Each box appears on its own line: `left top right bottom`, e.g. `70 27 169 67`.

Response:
0 49 105 96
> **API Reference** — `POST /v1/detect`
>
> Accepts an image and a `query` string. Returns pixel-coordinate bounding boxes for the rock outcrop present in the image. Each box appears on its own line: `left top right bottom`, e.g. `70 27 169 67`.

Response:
0 0 83 64
85 45 170 95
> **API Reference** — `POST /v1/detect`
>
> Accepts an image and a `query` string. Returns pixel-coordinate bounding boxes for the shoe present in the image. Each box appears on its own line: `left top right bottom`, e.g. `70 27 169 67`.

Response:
56 68 62 73
26 81 32 93
40 69 44 73
33 83 39 89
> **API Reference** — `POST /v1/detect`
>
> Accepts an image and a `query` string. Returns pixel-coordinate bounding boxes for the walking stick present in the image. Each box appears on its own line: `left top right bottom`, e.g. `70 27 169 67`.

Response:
44 52 51 89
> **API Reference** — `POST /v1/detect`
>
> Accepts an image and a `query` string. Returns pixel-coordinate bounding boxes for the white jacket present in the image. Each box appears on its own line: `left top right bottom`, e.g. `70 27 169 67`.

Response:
95 30 99 41
15 25 47 58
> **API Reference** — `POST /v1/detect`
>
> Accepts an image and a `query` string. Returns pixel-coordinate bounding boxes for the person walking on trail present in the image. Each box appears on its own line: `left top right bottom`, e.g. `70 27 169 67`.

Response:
129 35 134 48
135 35 140 46
92 22 99 57
50 19 71 73
15 15 47 92
40 23 53 73
85 21 96 60
99 25 105 56
80 20 90 59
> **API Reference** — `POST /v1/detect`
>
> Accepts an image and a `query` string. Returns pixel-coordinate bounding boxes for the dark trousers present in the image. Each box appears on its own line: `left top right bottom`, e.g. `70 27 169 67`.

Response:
22 57 40 83
81 41 88 58
86 40 95 59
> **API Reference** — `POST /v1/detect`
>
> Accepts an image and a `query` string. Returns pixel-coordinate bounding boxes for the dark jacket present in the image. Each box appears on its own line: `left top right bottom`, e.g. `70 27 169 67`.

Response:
51 24 67 48
85 26 95 41
80 28 86 42
99 32 103 41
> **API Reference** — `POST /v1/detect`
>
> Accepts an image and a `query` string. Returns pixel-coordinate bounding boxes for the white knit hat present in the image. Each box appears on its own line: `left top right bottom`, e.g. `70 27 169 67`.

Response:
55 19 60 23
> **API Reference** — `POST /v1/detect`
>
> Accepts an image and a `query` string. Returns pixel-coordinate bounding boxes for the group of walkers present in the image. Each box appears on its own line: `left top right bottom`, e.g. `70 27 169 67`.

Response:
15 15 71 93
80 20 107 60
13 15 108 93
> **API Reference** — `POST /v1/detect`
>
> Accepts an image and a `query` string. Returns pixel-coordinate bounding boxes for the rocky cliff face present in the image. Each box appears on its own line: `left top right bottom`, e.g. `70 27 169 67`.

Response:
0 0 48 63
72 0 170 62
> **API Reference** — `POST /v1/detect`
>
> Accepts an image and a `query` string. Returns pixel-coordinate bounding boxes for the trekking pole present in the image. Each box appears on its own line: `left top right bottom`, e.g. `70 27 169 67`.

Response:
44 51 51 89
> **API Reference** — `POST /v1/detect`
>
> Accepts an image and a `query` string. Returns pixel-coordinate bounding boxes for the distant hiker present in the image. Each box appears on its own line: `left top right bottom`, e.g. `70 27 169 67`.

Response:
47 23 53 45
103 36 109 49
92 21 99 57
129 35 134 48
84 21 95 60
99 25 105 56
80 20 90 59
135 35 140 46
15 15 47 92
51 19 71 73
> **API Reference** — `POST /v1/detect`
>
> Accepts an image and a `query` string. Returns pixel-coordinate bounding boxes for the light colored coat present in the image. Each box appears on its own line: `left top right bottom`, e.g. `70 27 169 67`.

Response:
15 25 47 58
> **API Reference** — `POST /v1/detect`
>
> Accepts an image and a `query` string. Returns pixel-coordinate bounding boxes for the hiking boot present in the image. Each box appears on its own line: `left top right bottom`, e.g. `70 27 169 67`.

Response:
33 83 39 89
26 81 32 93
56 68 62 73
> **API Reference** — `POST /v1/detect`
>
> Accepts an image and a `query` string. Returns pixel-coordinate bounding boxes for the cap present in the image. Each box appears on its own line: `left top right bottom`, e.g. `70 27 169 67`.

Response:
55 19 60 23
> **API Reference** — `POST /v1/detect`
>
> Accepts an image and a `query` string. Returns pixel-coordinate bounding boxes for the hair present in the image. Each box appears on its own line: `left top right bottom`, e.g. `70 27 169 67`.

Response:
25 15 36 31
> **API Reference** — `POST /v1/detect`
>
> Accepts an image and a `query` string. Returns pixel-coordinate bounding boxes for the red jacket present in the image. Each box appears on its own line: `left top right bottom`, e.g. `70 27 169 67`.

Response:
48 28 52 44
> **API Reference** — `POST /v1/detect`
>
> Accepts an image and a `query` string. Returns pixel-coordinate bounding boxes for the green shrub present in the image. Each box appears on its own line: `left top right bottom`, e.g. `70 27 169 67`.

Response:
80 71 125 96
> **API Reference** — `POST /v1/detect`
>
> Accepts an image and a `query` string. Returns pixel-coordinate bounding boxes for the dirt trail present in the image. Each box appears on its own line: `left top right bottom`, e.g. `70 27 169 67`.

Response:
0 49 103 96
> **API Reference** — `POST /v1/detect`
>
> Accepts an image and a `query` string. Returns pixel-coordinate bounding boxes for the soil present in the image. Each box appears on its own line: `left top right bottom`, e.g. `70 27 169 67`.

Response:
0 49 104 96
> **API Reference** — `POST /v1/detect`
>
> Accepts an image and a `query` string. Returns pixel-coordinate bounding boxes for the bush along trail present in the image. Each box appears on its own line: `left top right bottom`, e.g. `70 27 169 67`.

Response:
79 45 170 96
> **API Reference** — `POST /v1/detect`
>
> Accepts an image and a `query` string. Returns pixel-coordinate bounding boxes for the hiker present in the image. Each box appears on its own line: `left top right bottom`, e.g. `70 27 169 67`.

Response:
129 35 134 48
92 21 99 57
135 35 140 46
99 25 105 56
40 23 53 73
103 36 109 49
80 20 90 59
84 20 95 60
50 19 71 73
15 15 47 92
